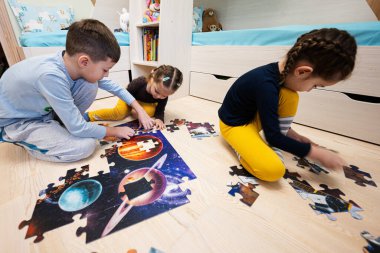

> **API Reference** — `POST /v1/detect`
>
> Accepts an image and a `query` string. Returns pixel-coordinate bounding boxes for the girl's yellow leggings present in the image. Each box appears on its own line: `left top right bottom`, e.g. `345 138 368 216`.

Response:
219 87 299 182
87 99 157 121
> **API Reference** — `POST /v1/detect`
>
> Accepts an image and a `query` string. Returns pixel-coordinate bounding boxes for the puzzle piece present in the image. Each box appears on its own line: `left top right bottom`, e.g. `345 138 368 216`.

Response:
229 164 252 177
361 231 380 253
170 118 187 126
228 182 259 207
165 123 180 133
185 122 218 139
228 165 259 185
343 165 377 187
293 156 329 174
285 171 363 221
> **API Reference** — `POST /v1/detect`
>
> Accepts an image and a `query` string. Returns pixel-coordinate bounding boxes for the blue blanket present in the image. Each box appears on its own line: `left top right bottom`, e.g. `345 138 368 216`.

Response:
20 31 130 47
192 21 380 46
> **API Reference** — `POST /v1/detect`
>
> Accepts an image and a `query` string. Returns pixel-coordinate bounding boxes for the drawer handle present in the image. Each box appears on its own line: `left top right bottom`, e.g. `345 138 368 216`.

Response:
342 92 380 104
213 74 233 80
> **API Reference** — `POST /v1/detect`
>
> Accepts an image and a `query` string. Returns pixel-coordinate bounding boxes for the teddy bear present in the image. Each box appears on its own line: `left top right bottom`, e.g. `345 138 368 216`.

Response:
143 0 160 23
202 8 222 32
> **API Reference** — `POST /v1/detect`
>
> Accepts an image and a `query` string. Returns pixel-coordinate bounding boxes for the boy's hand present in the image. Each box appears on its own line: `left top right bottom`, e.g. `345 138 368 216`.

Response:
154 119 165 130
307 146 347 169
105 126 135 139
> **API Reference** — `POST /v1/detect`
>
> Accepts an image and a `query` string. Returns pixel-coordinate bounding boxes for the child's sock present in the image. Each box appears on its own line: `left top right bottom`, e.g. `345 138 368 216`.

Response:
83 112 90 122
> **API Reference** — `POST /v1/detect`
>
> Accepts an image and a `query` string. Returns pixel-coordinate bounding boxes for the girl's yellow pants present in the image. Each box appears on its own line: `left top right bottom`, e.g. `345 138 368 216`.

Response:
219 87 299 182
88 99 157 121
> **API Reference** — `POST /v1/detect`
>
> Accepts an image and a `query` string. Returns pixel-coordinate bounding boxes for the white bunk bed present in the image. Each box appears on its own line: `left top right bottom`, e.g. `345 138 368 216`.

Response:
3 0 131 99
190 22 380 144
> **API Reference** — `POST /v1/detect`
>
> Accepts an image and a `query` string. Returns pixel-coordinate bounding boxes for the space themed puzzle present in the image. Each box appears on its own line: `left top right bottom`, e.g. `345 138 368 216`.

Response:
19 121 196 243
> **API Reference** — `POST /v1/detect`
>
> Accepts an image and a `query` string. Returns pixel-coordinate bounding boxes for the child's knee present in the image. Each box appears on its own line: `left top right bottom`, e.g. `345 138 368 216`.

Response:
242 158 285 182
260 163 286 182
59 138 97 162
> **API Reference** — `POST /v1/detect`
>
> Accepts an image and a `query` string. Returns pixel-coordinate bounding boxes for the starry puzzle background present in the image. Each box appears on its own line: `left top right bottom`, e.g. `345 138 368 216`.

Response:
19 121 196 243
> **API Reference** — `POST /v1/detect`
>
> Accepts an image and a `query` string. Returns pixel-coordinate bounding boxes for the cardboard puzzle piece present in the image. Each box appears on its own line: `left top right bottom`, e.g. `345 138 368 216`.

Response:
229 165 259 185
165 124 180 133
228 182 259 207
185 121 218 139
361 231 380 253
126 247 165 253
293 156 329 174
284 169 363 221
170 118 187 126
343 165 377 187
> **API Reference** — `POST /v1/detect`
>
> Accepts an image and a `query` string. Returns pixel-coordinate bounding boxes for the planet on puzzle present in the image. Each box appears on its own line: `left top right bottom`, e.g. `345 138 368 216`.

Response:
118 167 167 206
58 179 102 212
118 135 163 161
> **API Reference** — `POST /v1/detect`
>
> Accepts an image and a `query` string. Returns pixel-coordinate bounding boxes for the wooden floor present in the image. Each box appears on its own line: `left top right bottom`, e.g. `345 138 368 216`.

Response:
0 96 379 253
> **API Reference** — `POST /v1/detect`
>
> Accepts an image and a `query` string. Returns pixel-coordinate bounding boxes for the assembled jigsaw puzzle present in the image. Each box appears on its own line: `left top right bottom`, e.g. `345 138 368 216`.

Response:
343 165 377 187
283 169 363 221
19 120 196 243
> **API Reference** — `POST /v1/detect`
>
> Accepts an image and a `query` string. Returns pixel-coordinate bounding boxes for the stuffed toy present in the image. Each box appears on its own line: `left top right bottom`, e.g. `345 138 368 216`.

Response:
143 0 160 23
118 8 129 32
202 8 222 32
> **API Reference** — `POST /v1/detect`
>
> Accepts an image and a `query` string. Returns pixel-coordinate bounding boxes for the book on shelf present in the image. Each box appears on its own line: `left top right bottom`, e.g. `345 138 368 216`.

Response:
142 27 159 61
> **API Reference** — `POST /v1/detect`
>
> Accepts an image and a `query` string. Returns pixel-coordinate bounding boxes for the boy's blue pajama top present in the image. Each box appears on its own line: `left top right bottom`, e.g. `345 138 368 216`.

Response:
0 51 135 139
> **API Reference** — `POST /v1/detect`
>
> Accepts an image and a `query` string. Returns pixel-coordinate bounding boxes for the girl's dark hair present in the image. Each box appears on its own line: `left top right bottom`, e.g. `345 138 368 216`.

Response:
66 19 120 62
148 65 183 92
280 28 357 83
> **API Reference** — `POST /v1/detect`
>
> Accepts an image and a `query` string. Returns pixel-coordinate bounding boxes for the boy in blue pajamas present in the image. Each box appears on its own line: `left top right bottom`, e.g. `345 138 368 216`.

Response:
0 19 155 162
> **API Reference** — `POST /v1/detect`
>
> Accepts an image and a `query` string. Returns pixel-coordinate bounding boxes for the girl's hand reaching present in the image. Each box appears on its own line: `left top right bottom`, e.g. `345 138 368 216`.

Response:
154 119 165 130
307 146 347 169
137 111 155 130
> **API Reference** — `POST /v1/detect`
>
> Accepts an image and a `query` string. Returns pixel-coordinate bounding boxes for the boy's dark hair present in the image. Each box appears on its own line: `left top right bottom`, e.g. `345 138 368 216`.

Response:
281 28 357 83
66 19 120 62
149 65 183 92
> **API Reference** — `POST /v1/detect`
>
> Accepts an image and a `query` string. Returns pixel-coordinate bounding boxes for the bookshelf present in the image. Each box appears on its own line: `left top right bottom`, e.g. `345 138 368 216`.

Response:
129 0 193 99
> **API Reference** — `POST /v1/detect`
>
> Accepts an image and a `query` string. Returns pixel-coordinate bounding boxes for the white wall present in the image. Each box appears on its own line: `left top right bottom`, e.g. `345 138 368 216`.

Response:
92 0 130 30
194 0 377 30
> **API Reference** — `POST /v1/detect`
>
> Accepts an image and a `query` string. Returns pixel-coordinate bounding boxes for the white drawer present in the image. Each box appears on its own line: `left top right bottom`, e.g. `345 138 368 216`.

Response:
190 72 237 103
96 70 130 99
295 89 380 144
319 47 380 97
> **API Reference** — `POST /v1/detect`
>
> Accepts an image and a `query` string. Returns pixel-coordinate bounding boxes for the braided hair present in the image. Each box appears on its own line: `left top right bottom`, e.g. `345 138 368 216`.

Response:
280 28 357 84
148 65 183 92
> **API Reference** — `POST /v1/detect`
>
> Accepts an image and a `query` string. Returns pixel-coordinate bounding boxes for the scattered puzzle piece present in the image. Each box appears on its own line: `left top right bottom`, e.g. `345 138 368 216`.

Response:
165 124 180 133
170 118 187 126
185 121 218 139
228 165 259 185
361 231 380 253
293 156 329 174
228 182 259 207
284 169 363 221
343 165 377 187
